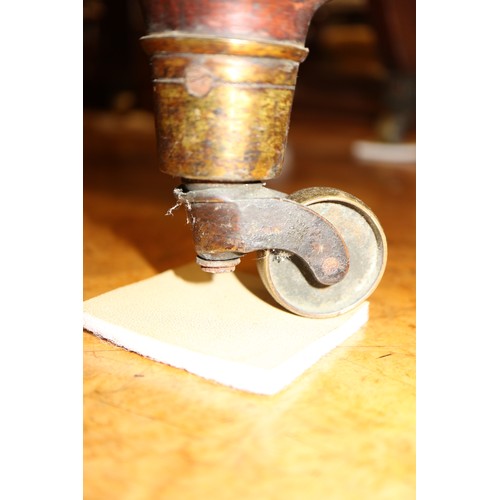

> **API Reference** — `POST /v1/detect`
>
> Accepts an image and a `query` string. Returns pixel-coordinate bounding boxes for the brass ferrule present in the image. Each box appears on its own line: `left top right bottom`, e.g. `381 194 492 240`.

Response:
141 34 309 182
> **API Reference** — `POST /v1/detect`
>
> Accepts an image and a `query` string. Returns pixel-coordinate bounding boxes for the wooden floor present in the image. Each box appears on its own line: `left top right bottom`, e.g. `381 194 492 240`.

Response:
83 108 416 500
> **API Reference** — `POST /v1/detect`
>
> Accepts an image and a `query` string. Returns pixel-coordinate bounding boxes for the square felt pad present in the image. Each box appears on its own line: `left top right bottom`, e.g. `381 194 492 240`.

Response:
83 263 368 395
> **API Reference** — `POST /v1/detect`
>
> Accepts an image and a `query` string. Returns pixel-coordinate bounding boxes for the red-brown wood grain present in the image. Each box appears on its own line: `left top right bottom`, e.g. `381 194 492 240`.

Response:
141 0 328 44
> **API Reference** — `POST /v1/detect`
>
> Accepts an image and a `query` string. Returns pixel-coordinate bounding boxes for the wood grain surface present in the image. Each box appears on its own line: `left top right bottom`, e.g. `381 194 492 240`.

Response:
83 109 416 500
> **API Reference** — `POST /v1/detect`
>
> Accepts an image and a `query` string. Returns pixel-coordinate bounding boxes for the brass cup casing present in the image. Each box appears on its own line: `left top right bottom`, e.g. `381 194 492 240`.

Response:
141 35 308 182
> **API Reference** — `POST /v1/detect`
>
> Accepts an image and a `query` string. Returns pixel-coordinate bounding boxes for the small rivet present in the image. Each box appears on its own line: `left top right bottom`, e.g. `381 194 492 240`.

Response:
185 64 214 97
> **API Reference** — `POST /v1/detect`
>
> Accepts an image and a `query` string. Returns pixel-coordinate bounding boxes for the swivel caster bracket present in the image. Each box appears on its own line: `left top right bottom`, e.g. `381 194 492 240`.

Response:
176 183 387 318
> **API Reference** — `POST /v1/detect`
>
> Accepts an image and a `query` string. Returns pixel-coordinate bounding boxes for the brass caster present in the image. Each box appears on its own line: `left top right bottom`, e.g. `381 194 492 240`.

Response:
257 188 387 318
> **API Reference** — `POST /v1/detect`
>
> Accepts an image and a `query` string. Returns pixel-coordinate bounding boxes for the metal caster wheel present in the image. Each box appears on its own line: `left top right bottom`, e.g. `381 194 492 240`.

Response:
257 187 387 318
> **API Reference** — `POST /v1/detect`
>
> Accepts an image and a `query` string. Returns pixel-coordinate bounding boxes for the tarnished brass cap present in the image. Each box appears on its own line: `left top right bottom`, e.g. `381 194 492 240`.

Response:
142 34 308 182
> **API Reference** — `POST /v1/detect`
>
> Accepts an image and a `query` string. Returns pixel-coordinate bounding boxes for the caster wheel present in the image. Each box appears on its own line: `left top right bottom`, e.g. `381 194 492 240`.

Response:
257 188 387 318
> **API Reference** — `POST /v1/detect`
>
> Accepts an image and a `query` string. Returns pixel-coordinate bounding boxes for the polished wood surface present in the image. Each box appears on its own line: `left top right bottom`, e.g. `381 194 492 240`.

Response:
84 108 415 499
141 0 326 43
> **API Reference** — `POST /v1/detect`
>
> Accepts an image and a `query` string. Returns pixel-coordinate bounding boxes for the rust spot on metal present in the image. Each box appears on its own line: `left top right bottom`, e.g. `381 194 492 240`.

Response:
185 64 215 97
311 242 325 255
322 257 339 275
196 255 241 273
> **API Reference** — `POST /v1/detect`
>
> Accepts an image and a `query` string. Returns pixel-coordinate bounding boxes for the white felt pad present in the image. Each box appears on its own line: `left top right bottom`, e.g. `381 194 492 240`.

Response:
83 263 368 395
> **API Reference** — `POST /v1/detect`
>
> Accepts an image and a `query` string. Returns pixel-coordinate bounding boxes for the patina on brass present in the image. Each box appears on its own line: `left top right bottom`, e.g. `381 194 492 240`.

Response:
141 34 308 181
